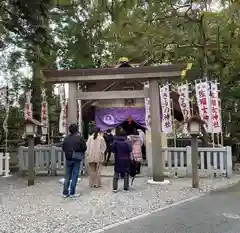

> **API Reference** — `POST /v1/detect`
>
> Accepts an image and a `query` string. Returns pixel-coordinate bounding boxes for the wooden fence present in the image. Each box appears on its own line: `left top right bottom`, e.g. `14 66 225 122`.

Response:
0 153 11 177
18 146 232 178
162 146 232 177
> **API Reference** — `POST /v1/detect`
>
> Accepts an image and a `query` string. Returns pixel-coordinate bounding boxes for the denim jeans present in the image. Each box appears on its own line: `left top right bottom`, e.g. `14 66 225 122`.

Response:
63 160 81 196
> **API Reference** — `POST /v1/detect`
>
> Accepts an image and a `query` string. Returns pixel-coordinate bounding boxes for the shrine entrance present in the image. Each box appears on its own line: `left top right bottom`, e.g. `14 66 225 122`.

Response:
117 120 145 135
43 64 195 182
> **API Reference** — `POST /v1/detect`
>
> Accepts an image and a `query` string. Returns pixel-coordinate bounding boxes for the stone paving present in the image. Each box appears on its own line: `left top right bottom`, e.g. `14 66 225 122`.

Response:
0 174 240 233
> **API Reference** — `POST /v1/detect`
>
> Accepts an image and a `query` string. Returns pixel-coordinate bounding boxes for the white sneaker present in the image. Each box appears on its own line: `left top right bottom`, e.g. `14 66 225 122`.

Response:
113 189 118 193
62 194 69 198
69 193 80 198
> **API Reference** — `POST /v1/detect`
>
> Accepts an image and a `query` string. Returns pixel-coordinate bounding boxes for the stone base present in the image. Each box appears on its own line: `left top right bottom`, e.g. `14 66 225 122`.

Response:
147 179 170 185
234 163 240 171
58 178 81 185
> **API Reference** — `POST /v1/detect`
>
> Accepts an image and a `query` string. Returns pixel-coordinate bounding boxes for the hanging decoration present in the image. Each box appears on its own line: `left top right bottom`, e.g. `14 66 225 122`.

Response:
41 89 48 135
160 84 173 134
195 81 212 133
59 85 67 135
210 81 222 133
144 81 151 130
24 90 33 120
178 83 191 135
181 63 193 80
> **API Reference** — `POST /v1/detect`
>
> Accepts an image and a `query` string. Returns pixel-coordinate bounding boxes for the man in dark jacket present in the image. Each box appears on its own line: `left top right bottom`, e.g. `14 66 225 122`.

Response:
103 129 114 165
111 130 132 192
62 123 87 197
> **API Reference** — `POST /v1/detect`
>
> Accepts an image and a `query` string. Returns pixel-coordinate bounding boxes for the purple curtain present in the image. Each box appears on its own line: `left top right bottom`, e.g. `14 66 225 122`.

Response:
95 107 146 131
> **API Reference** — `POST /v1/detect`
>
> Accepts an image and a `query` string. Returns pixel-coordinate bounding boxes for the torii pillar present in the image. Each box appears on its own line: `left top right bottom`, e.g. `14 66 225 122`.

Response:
67 82 78 129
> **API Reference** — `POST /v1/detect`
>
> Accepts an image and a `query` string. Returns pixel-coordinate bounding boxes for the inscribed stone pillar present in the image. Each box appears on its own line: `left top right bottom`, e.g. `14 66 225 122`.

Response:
149 79 164 182
67 82 78 130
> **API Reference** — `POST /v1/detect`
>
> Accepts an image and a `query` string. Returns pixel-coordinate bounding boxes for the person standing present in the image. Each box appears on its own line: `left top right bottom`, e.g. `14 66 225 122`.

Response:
62 123 87 198
87 128 106 188
128 129 142 174
137 129 146 160
112 130 132 192
103 129 114 165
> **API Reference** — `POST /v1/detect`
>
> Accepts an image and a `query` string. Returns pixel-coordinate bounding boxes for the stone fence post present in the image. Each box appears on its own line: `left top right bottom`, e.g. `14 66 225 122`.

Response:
50 146 57 176
186 146 192 176
226 146 232 177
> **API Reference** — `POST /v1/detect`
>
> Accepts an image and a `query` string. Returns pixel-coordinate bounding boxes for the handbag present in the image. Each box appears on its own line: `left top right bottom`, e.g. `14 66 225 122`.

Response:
72 151 83 161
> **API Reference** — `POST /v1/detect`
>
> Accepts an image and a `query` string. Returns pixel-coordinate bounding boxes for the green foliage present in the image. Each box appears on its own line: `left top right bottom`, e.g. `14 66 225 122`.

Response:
1 0 240 142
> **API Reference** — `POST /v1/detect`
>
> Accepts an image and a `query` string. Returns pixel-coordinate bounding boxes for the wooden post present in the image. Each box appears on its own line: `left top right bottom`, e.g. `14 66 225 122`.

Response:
77 85 82 134
191 135 199 188
149 79 164 182
28 135 35 186
67 82 78 128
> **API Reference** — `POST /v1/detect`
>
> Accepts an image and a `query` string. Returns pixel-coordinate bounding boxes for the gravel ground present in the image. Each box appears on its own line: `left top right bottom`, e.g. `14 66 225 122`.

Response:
0 174 240 233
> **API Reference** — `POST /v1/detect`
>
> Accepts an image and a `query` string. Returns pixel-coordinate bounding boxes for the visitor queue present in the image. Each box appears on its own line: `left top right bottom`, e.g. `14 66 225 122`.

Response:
61 124 145 197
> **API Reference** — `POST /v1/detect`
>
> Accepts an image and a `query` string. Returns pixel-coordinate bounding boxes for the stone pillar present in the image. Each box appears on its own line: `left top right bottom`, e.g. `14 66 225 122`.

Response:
146 130 152 175
161 132 167 147
148 79 164 182
67 82 78 129
161 132 168 161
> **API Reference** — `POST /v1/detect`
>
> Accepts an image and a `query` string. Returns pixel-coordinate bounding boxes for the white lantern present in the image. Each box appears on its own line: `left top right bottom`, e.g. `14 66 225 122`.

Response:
189 120 201 135
25 118 43 136
25 123 35 136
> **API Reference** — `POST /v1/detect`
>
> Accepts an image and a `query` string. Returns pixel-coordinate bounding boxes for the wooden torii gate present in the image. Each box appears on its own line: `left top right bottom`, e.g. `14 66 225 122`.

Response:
43 64 195 183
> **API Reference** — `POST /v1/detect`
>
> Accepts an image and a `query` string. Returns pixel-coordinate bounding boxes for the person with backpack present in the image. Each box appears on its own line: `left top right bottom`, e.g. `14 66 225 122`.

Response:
62 123 87 198
103 129 114 165
86 128 106 188
111 130 133 192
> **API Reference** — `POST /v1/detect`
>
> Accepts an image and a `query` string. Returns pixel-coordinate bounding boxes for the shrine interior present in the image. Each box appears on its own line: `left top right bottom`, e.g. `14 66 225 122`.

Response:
117 120 145 135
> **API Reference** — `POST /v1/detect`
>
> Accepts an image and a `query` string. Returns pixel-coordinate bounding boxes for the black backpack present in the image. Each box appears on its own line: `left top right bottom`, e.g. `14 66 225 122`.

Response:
129 158 138 185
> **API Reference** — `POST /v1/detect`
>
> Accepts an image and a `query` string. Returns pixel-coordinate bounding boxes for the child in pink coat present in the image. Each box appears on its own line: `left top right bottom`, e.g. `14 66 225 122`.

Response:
127 131 142 174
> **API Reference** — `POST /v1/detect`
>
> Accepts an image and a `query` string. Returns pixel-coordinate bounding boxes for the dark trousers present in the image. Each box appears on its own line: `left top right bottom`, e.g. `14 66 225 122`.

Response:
113 172 129 190
136 162 141 174
142 144 146 160
63 160 81 196
104 149 111 163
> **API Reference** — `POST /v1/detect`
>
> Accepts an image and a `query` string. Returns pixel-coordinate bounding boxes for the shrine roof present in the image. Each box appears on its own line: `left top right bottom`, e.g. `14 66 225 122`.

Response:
44 63 185 76
43 64 195 82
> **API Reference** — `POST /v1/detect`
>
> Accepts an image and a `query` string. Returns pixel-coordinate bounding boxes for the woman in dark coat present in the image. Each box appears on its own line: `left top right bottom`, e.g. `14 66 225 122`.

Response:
111 130 132 192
